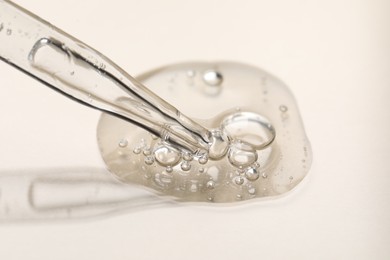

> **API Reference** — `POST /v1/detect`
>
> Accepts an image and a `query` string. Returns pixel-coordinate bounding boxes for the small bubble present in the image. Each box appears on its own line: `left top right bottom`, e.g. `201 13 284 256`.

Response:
248 187 256 195
234 176 245 185
143 148 151 156
206 180 216 189
199 167 205 173
181 161 191 171
6 29 12 35
245 167 260 181
144 156 154 165
279 105 288 112
166 166 173 173
187 70 195 77
190 183 198 192
203 70 223 86
154 145 181 166
198 154 208 165
133 147 141 154
236 194 243 200
118 138 128 148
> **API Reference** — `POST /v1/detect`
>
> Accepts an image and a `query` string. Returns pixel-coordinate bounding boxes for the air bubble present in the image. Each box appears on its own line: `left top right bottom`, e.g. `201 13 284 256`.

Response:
154 145 181 166
203 70 223 86
206 180 216 189
245 167 259 181
279 105 288 112
228 142 258 168
186 70 195 77
118 138 128 148
6 29 12 35
181 161 191 171
198 154 208 165
144 156 154 165
190 183 198 192
234 176 245 185
133 147 141 154
143 148 151 156
247 187 256 195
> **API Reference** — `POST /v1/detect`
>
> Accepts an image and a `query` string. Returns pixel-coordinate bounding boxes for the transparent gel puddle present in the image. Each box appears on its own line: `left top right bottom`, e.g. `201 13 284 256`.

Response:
97 62 312 203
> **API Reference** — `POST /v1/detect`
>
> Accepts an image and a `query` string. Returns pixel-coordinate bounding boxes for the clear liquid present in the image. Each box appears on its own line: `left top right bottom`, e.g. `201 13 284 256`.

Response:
97 62 312 203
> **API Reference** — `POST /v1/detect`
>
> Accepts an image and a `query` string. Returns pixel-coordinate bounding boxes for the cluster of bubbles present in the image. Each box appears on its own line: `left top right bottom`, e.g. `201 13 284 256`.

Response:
117 133 265 201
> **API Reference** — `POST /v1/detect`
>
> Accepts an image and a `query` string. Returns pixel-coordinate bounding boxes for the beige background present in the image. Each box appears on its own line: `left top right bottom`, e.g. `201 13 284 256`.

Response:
0 0 389 259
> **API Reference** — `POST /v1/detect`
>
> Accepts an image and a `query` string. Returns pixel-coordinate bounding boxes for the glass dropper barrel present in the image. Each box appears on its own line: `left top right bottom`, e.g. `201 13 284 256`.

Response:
0 0 211 154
